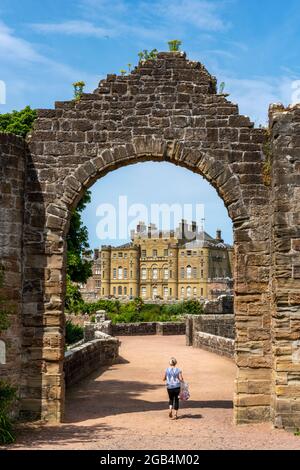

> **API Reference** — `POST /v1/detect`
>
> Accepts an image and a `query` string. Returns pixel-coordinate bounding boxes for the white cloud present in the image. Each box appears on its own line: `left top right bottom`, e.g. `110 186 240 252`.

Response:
224 76 295 126
32 20 112 38
0 21 43 62
156 0 229 31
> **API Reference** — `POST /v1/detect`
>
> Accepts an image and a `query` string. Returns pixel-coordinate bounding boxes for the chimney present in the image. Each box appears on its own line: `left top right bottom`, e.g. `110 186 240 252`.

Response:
216 229 223 242
180 219 188 239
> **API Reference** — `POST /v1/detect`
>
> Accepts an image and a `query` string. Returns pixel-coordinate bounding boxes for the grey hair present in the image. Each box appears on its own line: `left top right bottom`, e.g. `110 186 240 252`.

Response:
169 357 177 366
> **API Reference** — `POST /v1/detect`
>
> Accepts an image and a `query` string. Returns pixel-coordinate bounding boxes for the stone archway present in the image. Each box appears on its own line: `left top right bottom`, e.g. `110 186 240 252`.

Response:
1 51 299 429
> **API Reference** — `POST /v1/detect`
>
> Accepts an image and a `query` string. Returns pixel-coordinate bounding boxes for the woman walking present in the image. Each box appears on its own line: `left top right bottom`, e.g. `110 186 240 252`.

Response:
163 357 184 420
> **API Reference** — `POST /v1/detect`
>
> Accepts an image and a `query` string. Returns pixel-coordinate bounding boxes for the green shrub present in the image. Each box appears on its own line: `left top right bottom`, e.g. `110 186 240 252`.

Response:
182 300 203 315
0 381 17 445
65 320 84 345
0 106 37 138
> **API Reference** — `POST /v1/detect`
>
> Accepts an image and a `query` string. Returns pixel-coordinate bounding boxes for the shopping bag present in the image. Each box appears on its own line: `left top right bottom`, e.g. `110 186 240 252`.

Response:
179 382 190 401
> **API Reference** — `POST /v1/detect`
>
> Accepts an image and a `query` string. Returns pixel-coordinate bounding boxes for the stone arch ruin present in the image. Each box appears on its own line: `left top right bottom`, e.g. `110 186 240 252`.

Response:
1 51 300 429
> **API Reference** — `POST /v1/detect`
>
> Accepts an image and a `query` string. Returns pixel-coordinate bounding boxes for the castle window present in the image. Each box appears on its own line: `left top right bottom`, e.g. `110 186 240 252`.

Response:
164 249 168 257
193 287 197 297
193 267 197 278
152 286 158 299
118 267 123 279
124 268 128 279
152 268 158 280
124 287 127 295
164 286 168 299
187 251 192 257
181 287 185 298
113 253 117 259
124 253 128 259
187 265 192 279
141 249 146 257
180 267 185 279
164 268 169 280
118 252 123 258
141 268 147 280
141 286 146 298
187 286 191 298
95 280 101 289
118 286 122 295
153 249 158 258
113 287 116 295
113 268 117 279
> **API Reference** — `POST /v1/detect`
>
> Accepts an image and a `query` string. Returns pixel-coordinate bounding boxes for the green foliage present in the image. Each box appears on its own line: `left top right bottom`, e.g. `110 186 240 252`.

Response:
120 69 127 76
294 429 300 436
181 300 203 315
65 320 84 345
219 82 226 94
133 297 144 313
73 81 86 100
138 49 158 63
67 191 92 284
0 106 37 138
168 40 182 52
0 381 17 445
65 276 84 313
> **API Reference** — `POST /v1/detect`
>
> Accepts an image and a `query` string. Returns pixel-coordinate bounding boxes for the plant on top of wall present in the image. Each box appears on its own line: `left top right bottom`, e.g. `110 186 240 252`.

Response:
0 106 37 138
168 40 182 52
138 49 158 63
73 81 86 101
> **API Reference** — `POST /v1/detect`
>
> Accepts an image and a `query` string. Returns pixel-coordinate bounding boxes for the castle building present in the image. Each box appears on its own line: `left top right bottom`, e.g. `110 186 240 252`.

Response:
80 221 233 301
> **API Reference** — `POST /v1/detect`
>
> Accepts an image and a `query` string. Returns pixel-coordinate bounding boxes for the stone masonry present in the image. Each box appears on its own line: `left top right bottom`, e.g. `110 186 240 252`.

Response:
0 51 300 428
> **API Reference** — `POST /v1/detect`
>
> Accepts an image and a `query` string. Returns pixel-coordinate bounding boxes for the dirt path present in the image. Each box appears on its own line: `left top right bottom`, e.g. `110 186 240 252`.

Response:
11 336 300 450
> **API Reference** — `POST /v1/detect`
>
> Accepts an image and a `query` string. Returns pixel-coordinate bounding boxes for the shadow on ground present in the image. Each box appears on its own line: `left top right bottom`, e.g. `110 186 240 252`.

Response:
64 372 233 423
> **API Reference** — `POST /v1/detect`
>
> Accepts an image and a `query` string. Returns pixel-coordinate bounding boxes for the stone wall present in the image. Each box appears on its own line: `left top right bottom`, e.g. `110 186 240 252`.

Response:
186 314 235 346
194 332 235 358
203 295 234 314
112 321 186 336
0 134 25 394
1 51 300 428
64 333 119 388
269 104 300 428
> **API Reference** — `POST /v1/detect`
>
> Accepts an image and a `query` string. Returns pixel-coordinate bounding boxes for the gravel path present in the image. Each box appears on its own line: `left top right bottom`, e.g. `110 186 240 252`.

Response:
10 336 300 450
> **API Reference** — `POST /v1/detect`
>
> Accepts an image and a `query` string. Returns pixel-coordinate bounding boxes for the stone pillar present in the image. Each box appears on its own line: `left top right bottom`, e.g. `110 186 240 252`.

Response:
0 134 25 394
169 245 178 299
101 247 111 297
269 104 300 429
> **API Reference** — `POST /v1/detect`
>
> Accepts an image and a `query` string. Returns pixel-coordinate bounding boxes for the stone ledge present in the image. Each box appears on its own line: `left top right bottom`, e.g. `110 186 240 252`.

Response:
194 331 235 359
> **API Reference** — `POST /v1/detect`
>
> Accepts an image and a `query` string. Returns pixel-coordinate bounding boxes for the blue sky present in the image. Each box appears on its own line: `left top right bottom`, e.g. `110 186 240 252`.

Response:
1 0 299 247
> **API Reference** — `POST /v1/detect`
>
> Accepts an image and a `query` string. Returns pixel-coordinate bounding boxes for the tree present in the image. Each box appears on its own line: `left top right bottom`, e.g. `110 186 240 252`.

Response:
0 106 37 138
67 190 93 284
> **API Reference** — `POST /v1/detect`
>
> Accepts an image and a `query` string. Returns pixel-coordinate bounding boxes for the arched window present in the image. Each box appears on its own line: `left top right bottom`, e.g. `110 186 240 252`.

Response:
118 286 122 295
181 287 185 298
187 265 192 279
180 267 185 279
152 286 158 299
187 286 191 298
152 267 158 280
118 267 123 279
124 287 127 295
141 267 147 280
193 287 197 297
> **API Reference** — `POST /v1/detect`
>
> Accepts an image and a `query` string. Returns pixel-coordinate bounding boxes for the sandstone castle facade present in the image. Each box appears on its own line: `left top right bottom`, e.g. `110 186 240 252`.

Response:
81 220 233 301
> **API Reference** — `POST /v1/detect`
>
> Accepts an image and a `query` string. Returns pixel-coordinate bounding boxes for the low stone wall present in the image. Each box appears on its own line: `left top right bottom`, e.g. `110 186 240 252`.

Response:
112 321 185 336
186 314 235 346
194 332 235 359
64 333 119 388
